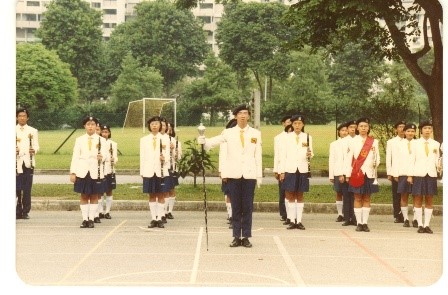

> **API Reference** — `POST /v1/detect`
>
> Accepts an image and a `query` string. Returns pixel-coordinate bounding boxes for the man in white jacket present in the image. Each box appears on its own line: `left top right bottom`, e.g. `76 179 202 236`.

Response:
198 104 262 248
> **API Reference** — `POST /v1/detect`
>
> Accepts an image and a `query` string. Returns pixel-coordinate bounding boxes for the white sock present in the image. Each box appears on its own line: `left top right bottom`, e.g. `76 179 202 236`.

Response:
149 202 157 221
424 208 433 227
157 202 165 221
296 202 304 223
226 203 231 217
414 207 423 227
168 197 175 213
97 196 104 214
361 207 371 224
354 208 362 225
80 204 89 221
105 196 113 213
401 206 409 221
88 203 98 221
228 204 232 218
288 200 296 223
285 199 291 220
164 197 169 215
336 200 343 216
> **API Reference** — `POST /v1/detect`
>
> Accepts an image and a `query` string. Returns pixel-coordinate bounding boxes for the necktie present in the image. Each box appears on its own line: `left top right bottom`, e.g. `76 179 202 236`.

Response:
153 137 156 150
296 135 299 144
240 130 245 148
425 141 429 156
88 137 92 151
20 127 24 131
408 142 411 154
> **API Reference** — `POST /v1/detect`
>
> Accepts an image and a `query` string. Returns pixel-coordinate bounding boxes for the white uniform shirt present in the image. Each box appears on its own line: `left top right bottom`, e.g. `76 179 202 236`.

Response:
204 125 262 180
344 135 380 178
103 139 118 175
386 136 403 177
408 137 440 177
140 133 170 178
396 138 415 177
70 133 108 179
273 131 287 174
169 136 182 172
278 131 314 174
16 124 39 173
328 137 348 179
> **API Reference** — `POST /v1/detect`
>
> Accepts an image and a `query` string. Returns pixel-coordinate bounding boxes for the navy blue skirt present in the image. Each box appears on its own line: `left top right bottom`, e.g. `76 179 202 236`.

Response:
104 173 117 191
412 175 438 196
397 176 412 194
281 170 309 193
143 174 163 194
74 172 106 194
160 175 174 192
332 176 346 193
348 174 379 194
169 171 180 187
221 179 231 195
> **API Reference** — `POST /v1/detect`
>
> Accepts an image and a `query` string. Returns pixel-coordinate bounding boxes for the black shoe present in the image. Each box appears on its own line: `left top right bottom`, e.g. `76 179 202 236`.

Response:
99 213 105 219
287 223 297 230
229 223 233 229
362 224 370 232
157 220 165 228
148 220 157 228
335 215 344 222
356 224 363 232
88 220 95 228
412 220 418 228
241 237 252 248
341 221 351 226
161 216 167 223
16 215 22 220
296 222 305 230
94 217 101 223
394 217 404 223
227 217 232 224
80 220 89 228
22 213 30 219
424 226 433 234
229 238 241 247
403 220 410 227
166 212 174 219
104 213 111 219
280 216 287 222
283 218 291 225
417 226 425 233
351 219 357 226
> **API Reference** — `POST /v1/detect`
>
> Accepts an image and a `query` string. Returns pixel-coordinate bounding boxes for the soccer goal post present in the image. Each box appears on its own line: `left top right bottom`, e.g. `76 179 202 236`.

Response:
122 98 177 133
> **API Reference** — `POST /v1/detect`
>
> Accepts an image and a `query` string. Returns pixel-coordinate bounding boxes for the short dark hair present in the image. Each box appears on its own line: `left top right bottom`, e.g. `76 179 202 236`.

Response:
82 116 99 125
16 108 30 117
281 115 291 123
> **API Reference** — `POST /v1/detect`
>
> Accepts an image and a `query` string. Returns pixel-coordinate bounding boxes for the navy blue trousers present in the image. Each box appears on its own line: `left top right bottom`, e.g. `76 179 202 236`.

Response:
16 164 33 217
227 178 256 239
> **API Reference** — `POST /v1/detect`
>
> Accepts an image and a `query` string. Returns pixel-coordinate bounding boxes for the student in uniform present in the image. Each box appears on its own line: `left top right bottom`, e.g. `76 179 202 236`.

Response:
328 122 348 222
386 120 406 223
70 116 108 228
96 124 118 221
220 118 237 229
345 118 380 232
341 120 358 226
198 104 262 248
140 116 170 229
16 108 39 220
273 115 292 224
407 120 440 234
278 114 313 230
166 121 182 220
396 123 417 228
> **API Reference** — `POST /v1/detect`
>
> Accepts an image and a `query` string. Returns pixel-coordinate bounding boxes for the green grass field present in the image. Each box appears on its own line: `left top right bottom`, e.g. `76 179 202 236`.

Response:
36 124 388 173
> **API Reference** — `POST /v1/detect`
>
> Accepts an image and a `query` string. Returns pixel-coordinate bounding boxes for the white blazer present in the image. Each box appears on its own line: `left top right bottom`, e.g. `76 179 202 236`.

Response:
386 136 403 177
408 137 440 177
16 124 39 173
103 139 118 175
273 131 287 173
140 133 170 178
396 138 415 177
204 125 262 179
278 131 314 174
344 135 380 178
169 136 182 172
328 137 348 179
70 133 108 179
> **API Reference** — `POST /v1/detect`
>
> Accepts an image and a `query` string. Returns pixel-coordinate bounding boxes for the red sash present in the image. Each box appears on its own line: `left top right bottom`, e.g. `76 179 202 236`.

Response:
349 136 374 188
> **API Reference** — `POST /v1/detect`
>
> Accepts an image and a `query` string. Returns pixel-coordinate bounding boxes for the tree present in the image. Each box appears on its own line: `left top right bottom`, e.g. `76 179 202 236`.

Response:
110 53 164 112
16 43 78 112
216 2 293 100
106 0 209 95
284 0 443 142
36 0 104 103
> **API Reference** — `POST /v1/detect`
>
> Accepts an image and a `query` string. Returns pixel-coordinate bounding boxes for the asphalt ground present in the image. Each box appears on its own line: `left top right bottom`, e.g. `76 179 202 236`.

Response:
13 210 445 292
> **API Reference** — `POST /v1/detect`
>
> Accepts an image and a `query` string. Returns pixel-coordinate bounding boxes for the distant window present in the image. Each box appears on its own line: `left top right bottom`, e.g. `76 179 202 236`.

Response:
199 3 213 9
92 2 101 9
206 30 213 37
27 1 40 7
104 9 117 15
198 16 212 24
24 14 37 21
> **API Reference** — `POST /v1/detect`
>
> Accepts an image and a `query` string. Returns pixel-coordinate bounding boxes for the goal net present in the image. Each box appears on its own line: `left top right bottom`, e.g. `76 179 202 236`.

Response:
122 98 176 133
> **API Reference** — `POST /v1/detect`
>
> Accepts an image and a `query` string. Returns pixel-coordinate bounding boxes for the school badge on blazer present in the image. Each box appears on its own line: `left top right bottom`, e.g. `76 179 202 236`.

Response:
251 138 257 144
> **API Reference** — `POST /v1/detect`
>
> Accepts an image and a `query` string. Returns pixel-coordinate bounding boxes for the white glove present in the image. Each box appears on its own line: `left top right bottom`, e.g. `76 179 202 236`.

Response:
257 177 262 188
197 136 206 145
